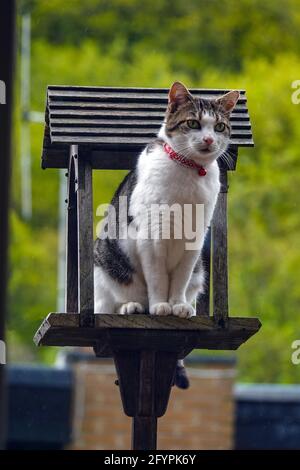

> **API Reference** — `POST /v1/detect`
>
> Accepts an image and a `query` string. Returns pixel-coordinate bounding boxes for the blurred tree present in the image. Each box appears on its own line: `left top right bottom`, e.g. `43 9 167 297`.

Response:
9 1 300 382
20 0 300 75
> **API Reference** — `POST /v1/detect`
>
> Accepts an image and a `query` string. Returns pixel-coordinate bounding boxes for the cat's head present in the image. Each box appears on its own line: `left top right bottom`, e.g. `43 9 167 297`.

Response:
159 82 239 166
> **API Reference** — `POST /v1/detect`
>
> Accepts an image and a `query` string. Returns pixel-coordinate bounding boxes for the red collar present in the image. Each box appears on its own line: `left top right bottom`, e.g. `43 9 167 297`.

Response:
163 143 207 176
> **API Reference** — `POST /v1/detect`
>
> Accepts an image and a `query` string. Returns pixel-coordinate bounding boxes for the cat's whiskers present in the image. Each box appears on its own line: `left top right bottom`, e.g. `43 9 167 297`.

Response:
170 143 198 159
219 149 235 170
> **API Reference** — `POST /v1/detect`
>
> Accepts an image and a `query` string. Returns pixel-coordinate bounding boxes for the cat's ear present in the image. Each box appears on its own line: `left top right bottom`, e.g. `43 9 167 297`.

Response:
216 90 240 114
168 82 193 112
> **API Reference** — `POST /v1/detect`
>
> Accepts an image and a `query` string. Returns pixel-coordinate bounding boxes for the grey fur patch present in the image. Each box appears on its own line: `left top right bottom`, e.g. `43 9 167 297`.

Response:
94 238 135 285
94 170 137 285
174 362 189 389
145 137 164 154
192 255 203 274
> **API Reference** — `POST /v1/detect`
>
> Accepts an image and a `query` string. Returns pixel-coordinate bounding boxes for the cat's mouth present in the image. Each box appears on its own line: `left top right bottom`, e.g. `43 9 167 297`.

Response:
197 145 215 154
193 144 220 162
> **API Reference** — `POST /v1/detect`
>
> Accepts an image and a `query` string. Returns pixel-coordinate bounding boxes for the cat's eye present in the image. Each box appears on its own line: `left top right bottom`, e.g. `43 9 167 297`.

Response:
215 122 226 132
187 119 201 129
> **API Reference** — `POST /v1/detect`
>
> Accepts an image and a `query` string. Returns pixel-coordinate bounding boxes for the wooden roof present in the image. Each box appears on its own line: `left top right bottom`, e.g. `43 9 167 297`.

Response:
42 85 254 169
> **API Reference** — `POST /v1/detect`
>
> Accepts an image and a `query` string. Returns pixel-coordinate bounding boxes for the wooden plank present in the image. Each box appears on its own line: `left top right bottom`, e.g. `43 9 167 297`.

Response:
66 151 78 312
51 127 252 139
52 118 164 127
38 312 236 330
50 118 252 129
48 88 246 100
48 135 254 146
50 109 250 120
91 149 140 169
42 148 140 170
33 312 261 353
49 101 247 112
50 109 166 118
76 146 95 326
212 171 229 325
49 98 246 108
52 127 158 136
35 311 262 331
48 85 245 99
48 85 246 94
50 101 169 110
41 145 241 171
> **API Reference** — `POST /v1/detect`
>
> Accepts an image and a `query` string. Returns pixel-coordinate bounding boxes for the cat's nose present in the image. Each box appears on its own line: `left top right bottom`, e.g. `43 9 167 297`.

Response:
203 136 214 145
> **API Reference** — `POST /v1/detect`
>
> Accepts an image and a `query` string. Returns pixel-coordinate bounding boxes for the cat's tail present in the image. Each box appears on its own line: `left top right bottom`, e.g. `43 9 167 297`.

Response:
174 360 190 389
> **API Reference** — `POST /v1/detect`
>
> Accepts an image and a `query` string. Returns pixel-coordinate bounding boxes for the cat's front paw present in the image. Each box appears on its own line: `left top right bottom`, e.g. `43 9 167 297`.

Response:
150 302 172 316
118 302 145 315
172 303 195 319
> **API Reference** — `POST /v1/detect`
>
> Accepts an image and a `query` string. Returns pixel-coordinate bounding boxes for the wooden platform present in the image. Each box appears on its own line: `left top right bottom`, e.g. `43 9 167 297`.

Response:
34 313 261 358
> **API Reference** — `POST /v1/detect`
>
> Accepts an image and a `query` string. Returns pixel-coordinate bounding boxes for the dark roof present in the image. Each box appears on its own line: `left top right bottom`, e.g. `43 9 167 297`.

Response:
42 85 254 169
7 365 73 449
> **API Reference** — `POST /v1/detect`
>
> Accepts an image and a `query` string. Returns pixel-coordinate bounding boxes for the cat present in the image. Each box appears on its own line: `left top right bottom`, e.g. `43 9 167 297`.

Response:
94 82 239 388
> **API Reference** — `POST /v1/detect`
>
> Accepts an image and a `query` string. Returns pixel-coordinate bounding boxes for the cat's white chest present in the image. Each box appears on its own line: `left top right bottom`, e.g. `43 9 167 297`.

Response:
132 147 220 223
129 146 220 274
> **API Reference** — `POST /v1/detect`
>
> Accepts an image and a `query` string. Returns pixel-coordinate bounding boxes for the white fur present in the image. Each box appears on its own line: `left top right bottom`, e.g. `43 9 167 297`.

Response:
94 121 223 318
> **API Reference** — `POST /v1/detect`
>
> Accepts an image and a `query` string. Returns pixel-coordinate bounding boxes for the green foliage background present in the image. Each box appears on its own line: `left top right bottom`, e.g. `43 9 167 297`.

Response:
9 0 300 381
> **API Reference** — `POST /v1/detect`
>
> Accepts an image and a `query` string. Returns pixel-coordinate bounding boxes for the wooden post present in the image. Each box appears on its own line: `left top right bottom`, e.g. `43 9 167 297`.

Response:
132 416 157 451
65 145 94 326
66 151 78 312
112 346 178 450
75 146 95 326
0 0 16 449
132 350 157 450
212 170 229 326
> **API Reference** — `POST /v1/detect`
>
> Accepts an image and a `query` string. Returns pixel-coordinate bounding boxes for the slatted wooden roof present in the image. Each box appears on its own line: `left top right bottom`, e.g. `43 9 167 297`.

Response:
42 85 254 169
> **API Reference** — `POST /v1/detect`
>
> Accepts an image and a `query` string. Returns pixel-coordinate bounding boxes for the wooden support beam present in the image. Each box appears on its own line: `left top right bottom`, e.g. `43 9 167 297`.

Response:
132 351 157 450
113 349 178 450
66 151 78 312
212 171 229 326
0 0 16 450
74 146 95 326
132 416 157 451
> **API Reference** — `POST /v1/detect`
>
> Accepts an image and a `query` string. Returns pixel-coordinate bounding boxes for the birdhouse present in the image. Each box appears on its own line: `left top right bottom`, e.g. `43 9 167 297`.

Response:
34 85 261 450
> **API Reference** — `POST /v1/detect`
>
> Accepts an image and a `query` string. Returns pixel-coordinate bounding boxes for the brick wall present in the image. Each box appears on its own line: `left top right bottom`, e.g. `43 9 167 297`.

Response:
68 357 235 450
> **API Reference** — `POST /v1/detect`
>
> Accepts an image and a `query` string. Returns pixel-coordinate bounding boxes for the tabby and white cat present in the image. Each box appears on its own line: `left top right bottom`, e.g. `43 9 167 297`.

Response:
94 82 239 387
